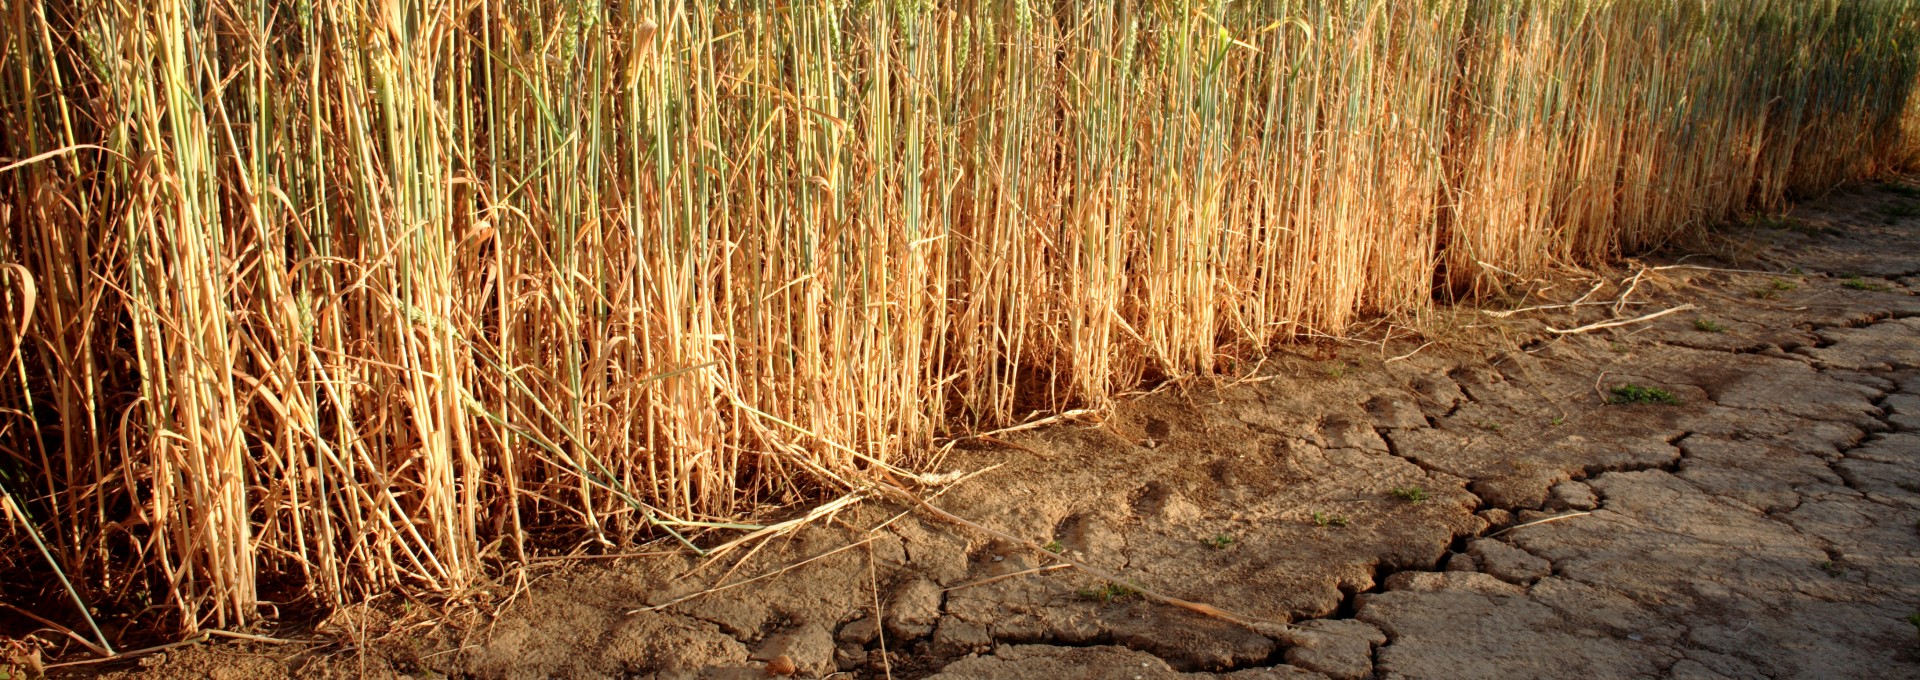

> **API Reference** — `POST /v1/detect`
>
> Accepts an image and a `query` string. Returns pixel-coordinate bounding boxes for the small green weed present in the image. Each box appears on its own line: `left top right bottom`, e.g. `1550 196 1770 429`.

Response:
1751 278 1799 300
1693 318 1726 333
1076 582 1139 603
1743 215 1833 236
1842 277 1891 292
1043 540 1064 554
1745 213 1800 230
1609 384 1681 405
1818 560 1847 577
1878 202 1920 221
1882 182 1920 199
1550 416 1565 427
1391 486 1429 503
1312 511 1349 528
1204 534 1236 550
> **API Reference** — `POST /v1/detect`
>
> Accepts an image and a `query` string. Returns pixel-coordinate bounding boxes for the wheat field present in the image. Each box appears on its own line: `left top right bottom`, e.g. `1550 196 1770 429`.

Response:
3 0 1918 633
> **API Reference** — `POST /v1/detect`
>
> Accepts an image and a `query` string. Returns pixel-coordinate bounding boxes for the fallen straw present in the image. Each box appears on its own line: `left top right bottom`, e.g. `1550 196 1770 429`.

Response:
627 538 878 614
1483 511 1594 539
941 564 1074 593
1546 304 1696 335
41 630 320 670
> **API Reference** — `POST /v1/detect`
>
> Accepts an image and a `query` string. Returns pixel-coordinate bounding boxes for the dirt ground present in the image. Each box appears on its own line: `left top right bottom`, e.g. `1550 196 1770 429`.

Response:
64 178 1920 678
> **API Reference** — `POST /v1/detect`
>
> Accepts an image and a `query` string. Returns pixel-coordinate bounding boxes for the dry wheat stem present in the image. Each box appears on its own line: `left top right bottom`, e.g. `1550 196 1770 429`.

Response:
1545 304 1698 335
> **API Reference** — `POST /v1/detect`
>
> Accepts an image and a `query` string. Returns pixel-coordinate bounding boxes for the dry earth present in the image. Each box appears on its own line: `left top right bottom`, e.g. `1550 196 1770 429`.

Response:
79 179 1920 679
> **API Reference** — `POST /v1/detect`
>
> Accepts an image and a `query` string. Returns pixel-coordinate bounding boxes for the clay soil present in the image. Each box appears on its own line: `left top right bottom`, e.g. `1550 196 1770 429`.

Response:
52 179 1920 678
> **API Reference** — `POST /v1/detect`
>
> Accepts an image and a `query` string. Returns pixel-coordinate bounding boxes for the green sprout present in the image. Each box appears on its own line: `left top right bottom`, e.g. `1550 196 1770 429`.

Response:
1609 384 1680 405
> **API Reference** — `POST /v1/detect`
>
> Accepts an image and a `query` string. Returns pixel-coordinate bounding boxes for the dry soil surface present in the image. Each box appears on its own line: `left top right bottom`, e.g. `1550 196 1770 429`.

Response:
98 180 1920 679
